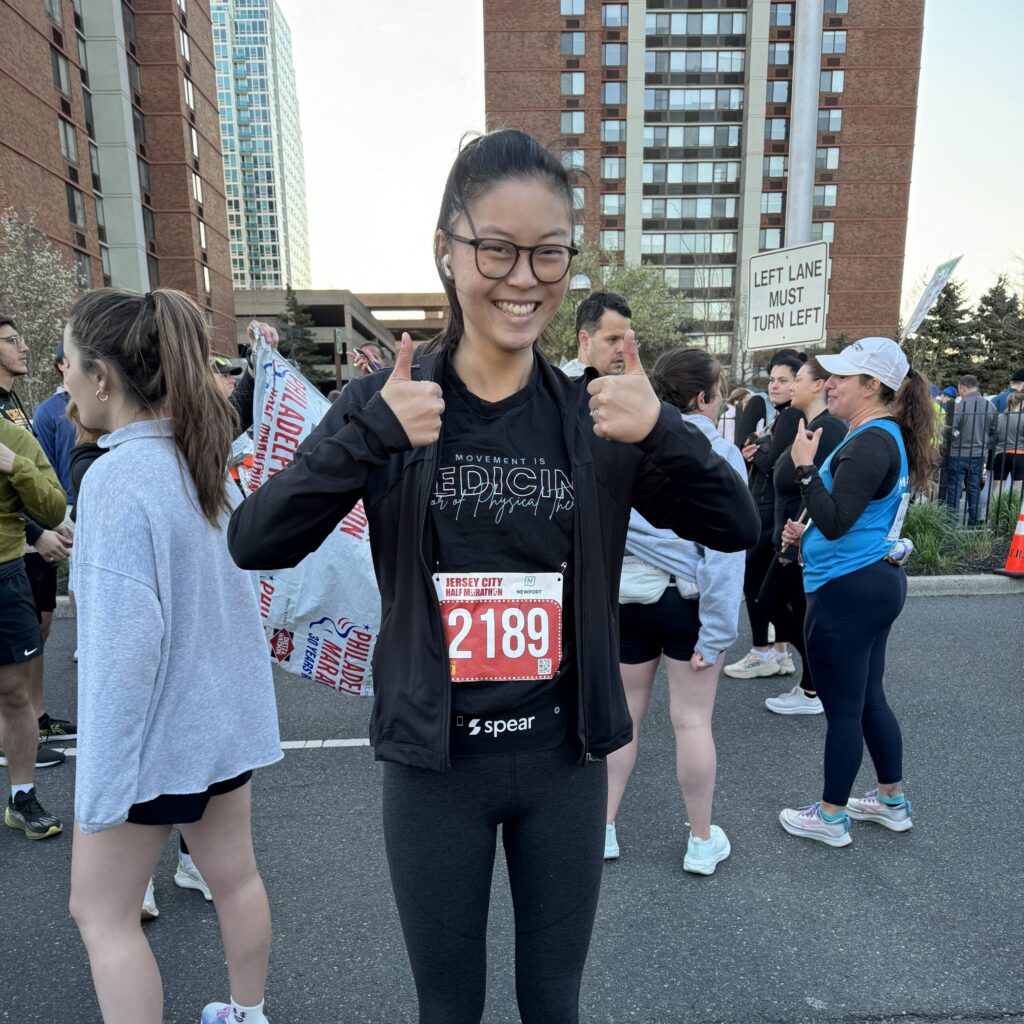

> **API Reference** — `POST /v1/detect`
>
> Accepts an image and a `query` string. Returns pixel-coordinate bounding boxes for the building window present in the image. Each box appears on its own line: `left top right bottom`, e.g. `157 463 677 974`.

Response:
560 0 584 14
121 2 136 43
761 192 784 215
815 146 840 170
127 55 142 94
65 183 86 227
203 265 211 294
177 0 186 11
817 109 843 132
763 155 787 177
640 232 736 255
147 254 159 288
602 193 625 216
198 218 208 250
602 81 626 104
770 4 793 28
132 107 146 145
179 27 191 62
191 171 204 204
45 0 62 26
813 184 838 207
645 12 746 35
601 157 625 180
94 196 106 240
602 4 627 27
643 197 737 219
137 156 151 192
561 72 585 96
100 245 112 287
759 228 783 251
560 32 585 56
822 31 847 54
50 48 71 95
768 43 791 65
764 118 787 141
642 161 739 184
572 187 585 211
601 119 626 143
74 251 92 289
664 267 734 289
766 81 789 104
820 70 845 93
601 230 624 252
602 43 627 66
573 224 585 245
190 126 200 159
561 111 584 134
811 221 836 242
183 75 195 109
561 149 585 170
645 124 740 148
824 0 849 12
58 118 78 162
142 206 156 241
646 50 744 74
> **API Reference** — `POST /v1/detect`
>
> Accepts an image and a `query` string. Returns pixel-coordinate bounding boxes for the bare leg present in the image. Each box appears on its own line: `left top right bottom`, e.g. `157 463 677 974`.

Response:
179 782 270 1007
605 659 659 825
0 661 38 786
70 820 172 1022
28 610 53 719
666 653 723 840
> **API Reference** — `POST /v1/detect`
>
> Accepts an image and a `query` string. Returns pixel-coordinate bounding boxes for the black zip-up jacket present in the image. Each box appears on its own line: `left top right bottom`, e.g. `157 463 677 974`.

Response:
228 351 760 772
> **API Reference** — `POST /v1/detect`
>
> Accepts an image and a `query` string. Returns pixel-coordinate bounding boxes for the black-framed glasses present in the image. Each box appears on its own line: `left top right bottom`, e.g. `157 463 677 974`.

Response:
447 233 578 284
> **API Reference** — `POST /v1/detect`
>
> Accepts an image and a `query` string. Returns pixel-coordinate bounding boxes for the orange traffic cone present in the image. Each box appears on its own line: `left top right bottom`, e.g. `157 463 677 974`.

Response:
996 511 1024 578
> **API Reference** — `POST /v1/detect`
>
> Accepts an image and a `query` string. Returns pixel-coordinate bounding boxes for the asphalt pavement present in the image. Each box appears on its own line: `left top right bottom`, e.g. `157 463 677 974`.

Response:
1 594 1022 1024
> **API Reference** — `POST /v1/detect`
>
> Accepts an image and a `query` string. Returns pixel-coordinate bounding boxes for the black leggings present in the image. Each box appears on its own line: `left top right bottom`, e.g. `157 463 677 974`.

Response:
743 518 786 647
757 559 814 694
804 561 907 806
382 744 606 1024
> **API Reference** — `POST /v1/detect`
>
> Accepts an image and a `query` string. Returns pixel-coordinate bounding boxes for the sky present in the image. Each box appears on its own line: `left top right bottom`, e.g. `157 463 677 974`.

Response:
282 0 1023 309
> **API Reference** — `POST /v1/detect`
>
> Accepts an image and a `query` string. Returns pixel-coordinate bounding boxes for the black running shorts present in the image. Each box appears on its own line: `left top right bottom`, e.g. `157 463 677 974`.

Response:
0 559 43 667
126 770 253 826
619 585 701 664
23 552 58 618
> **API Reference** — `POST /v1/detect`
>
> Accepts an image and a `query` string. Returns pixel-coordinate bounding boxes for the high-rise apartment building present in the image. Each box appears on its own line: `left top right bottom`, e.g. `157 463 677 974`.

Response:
0 0 236 341
212 0 310 290
484 0 924 358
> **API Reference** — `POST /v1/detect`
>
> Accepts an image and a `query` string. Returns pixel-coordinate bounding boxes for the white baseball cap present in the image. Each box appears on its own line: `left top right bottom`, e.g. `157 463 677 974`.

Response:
816 337 909 392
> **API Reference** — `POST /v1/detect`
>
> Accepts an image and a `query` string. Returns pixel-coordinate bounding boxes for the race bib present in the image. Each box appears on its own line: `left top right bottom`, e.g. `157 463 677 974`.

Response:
886 493 911 542
433 571 563 683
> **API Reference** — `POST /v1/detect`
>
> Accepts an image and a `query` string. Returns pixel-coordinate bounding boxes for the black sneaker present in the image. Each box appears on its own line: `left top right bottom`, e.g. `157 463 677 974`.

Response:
39 713 78 743
0 745 66 769
4 788 64 840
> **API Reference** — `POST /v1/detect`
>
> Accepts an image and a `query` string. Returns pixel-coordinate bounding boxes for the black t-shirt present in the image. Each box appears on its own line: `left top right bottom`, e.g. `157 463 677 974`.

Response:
772 409 847 549
430 357 577 755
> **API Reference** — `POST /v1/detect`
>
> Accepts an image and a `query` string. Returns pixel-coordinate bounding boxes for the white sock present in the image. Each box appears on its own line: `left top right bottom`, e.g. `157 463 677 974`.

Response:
11 783 33 799
230 997 267 1023
752 649 773 659
772 649 789 658
179 852 194 870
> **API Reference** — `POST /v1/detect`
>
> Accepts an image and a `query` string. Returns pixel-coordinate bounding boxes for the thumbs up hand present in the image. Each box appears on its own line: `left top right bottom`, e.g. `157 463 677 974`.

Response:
380 333 444 448
586 331 661 443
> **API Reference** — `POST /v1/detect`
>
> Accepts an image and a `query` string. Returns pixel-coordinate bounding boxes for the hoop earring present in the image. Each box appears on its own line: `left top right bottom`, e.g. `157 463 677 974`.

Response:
96 388 109 403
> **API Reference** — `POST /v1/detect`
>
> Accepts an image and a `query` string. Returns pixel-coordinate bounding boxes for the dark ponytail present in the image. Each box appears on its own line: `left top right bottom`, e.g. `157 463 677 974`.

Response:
877 368 937 492
426 129 577 354
66 288 236 526
651 348 724 413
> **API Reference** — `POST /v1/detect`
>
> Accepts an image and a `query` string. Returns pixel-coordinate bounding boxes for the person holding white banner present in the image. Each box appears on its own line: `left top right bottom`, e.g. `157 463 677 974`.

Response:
229 129 759 1024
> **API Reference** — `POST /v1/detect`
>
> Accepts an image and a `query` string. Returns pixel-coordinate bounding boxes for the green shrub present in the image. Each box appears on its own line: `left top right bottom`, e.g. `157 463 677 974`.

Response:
988 487 1023 538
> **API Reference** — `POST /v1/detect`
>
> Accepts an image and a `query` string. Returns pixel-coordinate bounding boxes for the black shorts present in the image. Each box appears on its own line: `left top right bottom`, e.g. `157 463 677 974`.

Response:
23 552 58 618
992 452 1024 481
126 770 253 826
0 560 43 667
619 586 701 664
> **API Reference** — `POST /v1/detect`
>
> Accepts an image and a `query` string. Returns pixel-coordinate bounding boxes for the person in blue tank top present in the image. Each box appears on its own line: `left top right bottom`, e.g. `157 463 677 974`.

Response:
774 337 936 847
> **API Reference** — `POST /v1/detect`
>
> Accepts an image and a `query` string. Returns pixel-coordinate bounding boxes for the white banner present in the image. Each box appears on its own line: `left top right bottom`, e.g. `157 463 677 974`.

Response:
248 341 380 697
899 256 963 343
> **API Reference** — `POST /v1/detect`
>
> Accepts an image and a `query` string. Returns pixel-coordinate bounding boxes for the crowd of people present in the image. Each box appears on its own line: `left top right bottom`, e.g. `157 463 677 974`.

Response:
0 128 948 1023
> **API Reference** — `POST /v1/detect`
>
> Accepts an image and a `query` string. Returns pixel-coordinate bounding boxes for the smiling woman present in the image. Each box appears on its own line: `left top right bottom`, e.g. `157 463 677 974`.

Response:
227 127 760 1024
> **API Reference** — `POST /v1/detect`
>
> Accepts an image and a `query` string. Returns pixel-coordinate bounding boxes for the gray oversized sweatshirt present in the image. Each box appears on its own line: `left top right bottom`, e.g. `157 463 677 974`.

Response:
72 419 281 833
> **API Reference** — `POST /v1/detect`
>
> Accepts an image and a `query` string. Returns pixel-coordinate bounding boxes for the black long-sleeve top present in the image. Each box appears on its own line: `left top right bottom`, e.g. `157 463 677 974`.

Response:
748 404 800 514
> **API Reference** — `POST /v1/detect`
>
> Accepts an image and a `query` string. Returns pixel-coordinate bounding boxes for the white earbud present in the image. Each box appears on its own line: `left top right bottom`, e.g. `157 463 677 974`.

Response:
441 254 453 279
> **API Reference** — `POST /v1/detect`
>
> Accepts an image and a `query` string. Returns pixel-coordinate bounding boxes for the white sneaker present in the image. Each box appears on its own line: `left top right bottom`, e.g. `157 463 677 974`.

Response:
779 802 851 847
846 788 913 832
766 685 823 716
73 648 78 663
683 825 731 875
174 858 213 900
604 823 620 860
142 876 159 920
774 653 796 675
724 649 780 679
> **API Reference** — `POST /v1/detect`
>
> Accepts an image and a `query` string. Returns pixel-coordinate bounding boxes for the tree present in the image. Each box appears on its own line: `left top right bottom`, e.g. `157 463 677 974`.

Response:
280 283 325 384
969 276 1024 393
541 243 698 368
0 206 79 411
905 279 976 388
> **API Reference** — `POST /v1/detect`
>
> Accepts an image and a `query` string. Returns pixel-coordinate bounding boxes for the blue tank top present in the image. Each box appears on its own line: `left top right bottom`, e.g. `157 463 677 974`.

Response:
801 419 909 593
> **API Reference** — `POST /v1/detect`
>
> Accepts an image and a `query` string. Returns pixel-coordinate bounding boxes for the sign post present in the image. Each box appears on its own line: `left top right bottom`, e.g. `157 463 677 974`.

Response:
746 240 829 351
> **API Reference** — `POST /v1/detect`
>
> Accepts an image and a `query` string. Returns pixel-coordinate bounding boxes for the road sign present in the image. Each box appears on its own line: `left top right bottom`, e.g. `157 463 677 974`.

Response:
746 240 829 350
899 256 963 343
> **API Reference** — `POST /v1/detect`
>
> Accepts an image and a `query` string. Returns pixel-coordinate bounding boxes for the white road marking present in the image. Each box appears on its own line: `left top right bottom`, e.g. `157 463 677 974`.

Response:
53 739 371 758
